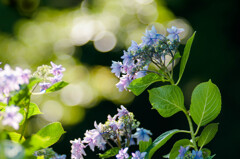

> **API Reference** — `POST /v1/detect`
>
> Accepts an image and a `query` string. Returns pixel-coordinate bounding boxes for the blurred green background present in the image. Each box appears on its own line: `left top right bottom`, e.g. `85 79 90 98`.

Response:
0 0 239 158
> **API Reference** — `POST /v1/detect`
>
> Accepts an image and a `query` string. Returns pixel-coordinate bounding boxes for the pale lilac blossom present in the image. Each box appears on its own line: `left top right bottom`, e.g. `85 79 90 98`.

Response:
132 151 147 159
70 138 86 159
50 61 66 76
117 105 129 118
167 26 184 41
116 148 129 159
111 61 122 78
116 75 132 92
2 106 23 130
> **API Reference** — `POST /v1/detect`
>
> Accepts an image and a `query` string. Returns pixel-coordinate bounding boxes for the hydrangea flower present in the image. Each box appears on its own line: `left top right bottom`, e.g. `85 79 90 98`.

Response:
83 129 106 151
50 61 66 76
111 26 184 92
0 64 31 102
132 151 147 159
178 146 189 158
116 148 129 159
117 105 129 118
70 138 86 159
132 128 152 144
192 150 203 159
167 26 184 41
1 106 23 130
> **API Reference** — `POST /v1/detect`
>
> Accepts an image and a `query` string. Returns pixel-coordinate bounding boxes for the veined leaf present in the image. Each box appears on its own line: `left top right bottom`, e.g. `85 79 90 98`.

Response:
36 122 65 148
128 73 164 96
176 32 196 85
144 129 180 159
149 85 186 117
198 123 219 148
139 138 152 152
190 80 221 126
45 81 68 93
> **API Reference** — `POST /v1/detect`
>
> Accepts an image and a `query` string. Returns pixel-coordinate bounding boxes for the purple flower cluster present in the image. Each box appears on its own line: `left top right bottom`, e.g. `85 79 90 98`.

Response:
1 105 23 130
70 105 151 159
111 26 184 91
0 64 31 102
33 61 65 92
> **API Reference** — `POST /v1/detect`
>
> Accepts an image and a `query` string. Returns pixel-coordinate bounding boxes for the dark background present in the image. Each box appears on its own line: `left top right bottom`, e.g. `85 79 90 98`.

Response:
1 0 240 158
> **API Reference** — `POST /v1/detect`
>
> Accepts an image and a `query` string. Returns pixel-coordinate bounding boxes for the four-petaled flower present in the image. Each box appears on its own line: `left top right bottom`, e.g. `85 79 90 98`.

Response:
70 138 86 159
116 148 129 159
132 151 147 159
132 128 152 144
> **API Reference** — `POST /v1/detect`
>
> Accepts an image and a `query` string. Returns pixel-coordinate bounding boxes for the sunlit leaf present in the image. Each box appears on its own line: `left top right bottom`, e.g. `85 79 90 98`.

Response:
45 81 68 93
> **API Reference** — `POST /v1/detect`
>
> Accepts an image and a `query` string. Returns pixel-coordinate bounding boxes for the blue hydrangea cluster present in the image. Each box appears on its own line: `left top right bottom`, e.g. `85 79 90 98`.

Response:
177 146 204 159
70 105 152 159
111 26 184 91
33 61 65 92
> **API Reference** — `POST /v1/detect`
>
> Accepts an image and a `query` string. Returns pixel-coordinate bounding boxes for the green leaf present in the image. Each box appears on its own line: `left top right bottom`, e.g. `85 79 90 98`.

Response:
139 138 152 152
162 153 170 158
169 139 191 159
128 73 164 96
149 85 186 117
176 32 196 85
36 122 65 148
28 77 42 90
27 103 42 118
198 123 219 148
144 129 180 159
19 102 42 125
202 148 211 158
45 81 68 93
8 132 25 143
9 85 30 107
206 154 216 159
190 80 221 126
99 147 120 158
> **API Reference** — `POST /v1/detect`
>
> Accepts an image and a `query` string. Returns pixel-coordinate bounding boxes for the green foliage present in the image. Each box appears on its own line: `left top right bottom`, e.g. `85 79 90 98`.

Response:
128 73 164 96
36 122 65 148
19 102 42 125
198 123 219 148
27 77 42 90
202 148 211 158
190 80 221 126
45 81 69 93
8 132 25 143
149 85 186 117
169 139 191 159
8 85 30 107
139 138 152 152
176 32 196 85
144 129 180 159
206 154 216 159
99 147 120 158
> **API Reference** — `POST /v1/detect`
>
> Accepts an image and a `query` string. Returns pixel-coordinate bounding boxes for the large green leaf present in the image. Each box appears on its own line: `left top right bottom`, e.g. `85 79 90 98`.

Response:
128 73 164 96
28 77 42 90
45 81 68 93
190 80 221 126
202 148 211 158
169 139 191 159
139 138 152 152
19 102 42 125
9 85 30 107
144 129 180 159
8 132 25 143
198 123 218 148
149 85 186 117
99 147 120 158
36 122 65 148
176 32 196 85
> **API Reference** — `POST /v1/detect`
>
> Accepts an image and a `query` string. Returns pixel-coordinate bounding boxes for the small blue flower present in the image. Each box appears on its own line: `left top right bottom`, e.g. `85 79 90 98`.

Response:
167 26 184 42
116 75 132 92
142 26 165 46
132 128 152 144
121 51 133 65
111 61 122 77
128 40 141 53
192 150 203 159
178 146 189 158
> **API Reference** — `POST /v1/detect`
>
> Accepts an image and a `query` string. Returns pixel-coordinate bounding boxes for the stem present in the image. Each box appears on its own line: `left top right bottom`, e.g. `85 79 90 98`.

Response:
185 113 198 150
19 82 39 142
194 125 201 136
179 130 191 134
107 140 114 148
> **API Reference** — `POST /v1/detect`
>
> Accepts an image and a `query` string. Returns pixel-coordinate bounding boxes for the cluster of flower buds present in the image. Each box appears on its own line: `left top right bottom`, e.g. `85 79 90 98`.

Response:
34 148 66 159
178 146 203 159
111 26 184 91
70 105 152 159
33 61 65 92
0 62 31 103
